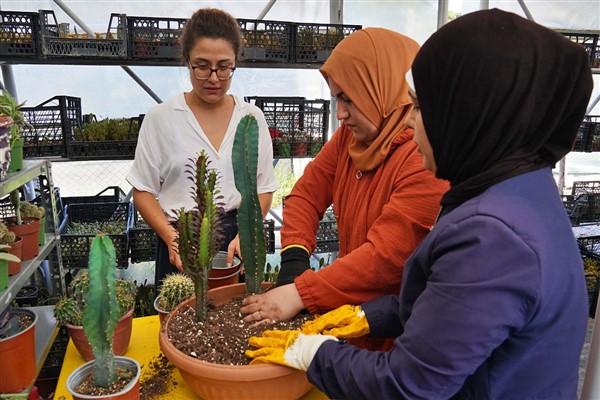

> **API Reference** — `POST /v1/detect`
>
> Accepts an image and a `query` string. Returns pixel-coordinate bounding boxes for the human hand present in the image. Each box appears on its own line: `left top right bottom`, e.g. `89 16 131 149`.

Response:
227 235 241 267
302 305 370 338
240 284 305 327
167 238 183 271
246 329 337 371
276 246 310 286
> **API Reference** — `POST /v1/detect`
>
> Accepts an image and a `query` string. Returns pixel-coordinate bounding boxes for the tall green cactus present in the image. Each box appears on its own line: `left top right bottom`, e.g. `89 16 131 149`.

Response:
81 234 118 388
232 115 266 294
174 151 225 322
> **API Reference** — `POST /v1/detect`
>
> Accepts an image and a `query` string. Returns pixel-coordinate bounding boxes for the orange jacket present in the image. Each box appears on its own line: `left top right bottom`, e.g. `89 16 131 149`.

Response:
282 125 449 350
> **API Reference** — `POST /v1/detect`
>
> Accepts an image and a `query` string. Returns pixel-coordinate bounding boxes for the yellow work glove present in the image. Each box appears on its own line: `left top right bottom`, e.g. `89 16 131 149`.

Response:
302 304 370 338
246 330 337 371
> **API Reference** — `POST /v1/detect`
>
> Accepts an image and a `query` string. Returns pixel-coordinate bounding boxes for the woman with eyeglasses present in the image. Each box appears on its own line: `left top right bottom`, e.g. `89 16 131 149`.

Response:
127 8 278 290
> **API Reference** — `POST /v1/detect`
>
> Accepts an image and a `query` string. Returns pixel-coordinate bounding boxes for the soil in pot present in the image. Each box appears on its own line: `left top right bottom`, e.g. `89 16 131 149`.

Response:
167 295 312 365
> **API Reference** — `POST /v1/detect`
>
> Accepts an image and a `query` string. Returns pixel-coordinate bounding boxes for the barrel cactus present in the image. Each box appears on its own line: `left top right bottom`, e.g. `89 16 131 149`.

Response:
53 267 136 327
157 272 195 312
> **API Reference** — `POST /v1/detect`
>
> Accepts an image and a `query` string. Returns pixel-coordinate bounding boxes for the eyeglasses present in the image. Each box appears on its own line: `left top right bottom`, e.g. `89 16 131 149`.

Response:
189 64 236 81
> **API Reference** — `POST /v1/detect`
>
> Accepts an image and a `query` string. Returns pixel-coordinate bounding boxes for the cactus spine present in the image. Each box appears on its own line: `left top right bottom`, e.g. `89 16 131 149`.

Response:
174 150 225 322
157 272 195 312
82 234 119 388
232 115 266 294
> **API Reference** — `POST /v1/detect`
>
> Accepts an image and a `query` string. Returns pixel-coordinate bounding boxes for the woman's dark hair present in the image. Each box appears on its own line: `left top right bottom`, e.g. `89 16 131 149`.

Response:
181 8 242 63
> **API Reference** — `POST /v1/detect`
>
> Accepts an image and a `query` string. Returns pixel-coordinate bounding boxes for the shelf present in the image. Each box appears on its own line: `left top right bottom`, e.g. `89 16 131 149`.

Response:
0 159 49 197
0 234 57 312
34 305 58 376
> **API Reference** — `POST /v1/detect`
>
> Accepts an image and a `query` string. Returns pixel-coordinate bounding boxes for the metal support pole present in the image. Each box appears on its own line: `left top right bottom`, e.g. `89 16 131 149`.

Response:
517 0 535 21
53 0 162 104
328 0 343 139
256 0 277 21
437 0 449 29
1 65 18 100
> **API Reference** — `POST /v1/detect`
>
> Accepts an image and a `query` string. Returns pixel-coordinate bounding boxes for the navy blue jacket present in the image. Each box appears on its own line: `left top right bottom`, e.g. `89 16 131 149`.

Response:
309 168 588 399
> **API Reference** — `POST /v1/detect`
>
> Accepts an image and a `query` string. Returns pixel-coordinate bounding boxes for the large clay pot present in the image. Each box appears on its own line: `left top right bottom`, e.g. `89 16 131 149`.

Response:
66 308 134 361
0 308 37 393
159 282 313 400
7 235 23 276
6 217 41 260
66 356 141 400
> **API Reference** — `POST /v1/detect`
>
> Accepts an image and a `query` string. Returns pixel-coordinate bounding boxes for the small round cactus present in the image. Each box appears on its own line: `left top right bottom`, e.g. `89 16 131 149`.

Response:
54 297 83 326
53 270 136 326
157 272 195 312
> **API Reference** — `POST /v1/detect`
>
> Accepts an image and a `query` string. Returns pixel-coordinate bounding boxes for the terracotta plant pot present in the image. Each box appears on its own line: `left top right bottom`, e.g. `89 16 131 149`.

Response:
208 251 242 289
7 216 41 260
66 308 134 361
7 235 23 276
0 308 37 393
292 141 309 156
159 282 313 400
66 356 141 400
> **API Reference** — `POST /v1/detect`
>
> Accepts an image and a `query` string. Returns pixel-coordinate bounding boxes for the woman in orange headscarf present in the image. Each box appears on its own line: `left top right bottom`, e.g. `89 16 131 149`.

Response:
241 28 448 351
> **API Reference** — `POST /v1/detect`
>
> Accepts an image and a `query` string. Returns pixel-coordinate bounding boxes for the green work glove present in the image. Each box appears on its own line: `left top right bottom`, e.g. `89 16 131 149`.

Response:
302 304 370 338
246 330 337 371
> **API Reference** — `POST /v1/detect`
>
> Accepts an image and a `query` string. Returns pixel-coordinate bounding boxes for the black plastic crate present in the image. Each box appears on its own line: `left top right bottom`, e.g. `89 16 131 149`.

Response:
238 19 292 63
59 201 133 269
572 181 600 196
292 22 361 63
66 140 137 159
264 219 275 254
20 96 82 158
573 116 600 153
579 235 600 317
59 186 126 224
315 219 339 253
39 10 127 59
246 96 329 158
0 11 41 58
127 16 186 60
558 31 599 68
129 208 156 264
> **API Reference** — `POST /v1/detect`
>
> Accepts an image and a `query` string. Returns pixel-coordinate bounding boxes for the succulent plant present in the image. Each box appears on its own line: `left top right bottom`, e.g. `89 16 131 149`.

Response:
173 150 225 322
0 220 16 245
19 201 45 219
157 272 195 312
53 269 136 327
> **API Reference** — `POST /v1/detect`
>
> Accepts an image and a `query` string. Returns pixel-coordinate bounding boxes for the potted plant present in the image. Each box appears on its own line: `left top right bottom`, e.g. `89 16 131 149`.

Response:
19 199 47 246
292 130 311 156
0 90 30 173
65 234 141 399
5 191 42 261
159 116 312 400
153 272 195 323
0 305 36 394
54 268 137 361
0 219 22 276
270 128 291 157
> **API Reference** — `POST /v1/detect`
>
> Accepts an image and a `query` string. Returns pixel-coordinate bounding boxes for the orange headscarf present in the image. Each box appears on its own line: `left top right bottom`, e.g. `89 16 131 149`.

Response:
320 28 420 172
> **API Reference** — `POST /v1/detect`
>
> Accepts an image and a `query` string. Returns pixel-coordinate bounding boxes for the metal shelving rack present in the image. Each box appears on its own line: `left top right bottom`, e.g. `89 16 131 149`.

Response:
0 159 65 394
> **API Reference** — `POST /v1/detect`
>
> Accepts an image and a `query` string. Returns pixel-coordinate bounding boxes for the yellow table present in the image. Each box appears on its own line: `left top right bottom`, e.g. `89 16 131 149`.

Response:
54 315 328 399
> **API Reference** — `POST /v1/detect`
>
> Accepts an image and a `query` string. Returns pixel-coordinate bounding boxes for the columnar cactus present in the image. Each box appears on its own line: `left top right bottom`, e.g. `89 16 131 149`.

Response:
157 272 195 312
82 234 119 388
232 115 266 294
174 150 225 322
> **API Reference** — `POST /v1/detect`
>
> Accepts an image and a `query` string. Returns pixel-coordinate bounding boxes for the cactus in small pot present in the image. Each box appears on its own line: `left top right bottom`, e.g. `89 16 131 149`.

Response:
232 115 266 294
156 272 195 313
173 150 225 322
65 234 141 397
